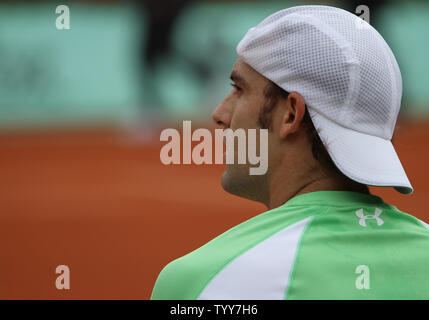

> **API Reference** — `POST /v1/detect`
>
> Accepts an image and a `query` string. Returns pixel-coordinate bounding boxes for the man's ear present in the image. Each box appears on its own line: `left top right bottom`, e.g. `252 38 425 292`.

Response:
279 92 306 140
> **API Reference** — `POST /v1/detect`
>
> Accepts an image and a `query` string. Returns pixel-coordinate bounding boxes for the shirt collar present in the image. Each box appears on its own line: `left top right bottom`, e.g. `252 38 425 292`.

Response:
281 190 391 208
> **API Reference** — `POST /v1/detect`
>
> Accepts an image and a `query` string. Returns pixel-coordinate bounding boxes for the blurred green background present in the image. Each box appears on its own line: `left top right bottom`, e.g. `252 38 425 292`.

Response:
0 0 428 129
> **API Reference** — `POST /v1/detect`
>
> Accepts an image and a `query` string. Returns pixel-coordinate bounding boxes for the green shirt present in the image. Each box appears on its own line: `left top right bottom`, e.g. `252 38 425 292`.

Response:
151 191 429 299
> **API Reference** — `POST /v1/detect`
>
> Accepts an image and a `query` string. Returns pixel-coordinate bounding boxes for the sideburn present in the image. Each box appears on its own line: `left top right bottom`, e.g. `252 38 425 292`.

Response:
257 82 288 130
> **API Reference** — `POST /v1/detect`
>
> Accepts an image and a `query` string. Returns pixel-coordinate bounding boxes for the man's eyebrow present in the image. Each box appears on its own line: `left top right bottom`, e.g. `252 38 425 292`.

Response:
230 71 248 87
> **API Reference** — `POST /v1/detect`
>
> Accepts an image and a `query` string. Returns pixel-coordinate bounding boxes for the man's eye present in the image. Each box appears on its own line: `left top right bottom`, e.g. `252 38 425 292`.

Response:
230 83 242 91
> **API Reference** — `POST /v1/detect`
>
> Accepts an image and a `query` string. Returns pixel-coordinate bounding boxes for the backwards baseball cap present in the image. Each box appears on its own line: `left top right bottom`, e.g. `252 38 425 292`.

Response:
237 5 413 194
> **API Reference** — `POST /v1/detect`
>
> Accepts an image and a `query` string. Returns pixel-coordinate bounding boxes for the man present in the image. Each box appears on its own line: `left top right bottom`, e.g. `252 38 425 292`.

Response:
151 5 429 299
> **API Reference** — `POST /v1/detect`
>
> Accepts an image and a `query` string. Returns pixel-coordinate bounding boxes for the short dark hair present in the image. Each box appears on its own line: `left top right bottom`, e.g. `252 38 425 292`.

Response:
259 80 342 175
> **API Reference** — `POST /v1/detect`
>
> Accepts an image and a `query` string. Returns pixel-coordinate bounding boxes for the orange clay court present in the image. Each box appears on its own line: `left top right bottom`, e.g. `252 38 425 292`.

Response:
0 118 428 299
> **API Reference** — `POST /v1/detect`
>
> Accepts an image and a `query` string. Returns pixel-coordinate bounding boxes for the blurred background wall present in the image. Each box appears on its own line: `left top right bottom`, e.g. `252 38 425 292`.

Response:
0 0 428 299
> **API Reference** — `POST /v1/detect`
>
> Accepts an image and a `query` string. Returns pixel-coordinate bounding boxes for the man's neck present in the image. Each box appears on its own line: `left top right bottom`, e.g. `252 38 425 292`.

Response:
267 174 369 210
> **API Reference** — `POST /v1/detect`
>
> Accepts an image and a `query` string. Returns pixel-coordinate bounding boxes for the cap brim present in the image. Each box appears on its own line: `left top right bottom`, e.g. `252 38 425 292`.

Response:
308 108 413 194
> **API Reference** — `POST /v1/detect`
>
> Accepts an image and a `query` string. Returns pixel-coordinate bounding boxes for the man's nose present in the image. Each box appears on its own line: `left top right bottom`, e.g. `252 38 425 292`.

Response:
212 96 232 129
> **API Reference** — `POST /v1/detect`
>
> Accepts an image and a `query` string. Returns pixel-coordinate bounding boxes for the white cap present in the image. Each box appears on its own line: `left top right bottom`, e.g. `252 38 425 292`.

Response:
237 5 413 194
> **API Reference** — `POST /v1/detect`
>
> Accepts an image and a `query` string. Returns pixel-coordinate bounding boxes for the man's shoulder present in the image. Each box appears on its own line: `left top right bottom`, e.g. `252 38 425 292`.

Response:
150 207 316 299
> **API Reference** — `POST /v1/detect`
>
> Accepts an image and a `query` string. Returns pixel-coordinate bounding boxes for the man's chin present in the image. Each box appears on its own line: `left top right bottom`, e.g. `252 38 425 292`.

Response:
220 170 235 195
220 166 256 201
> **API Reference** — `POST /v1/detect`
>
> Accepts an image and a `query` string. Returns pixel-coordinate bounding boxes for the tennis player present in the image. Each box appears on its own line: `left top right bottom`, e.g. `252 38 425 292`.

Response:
151 5 429 299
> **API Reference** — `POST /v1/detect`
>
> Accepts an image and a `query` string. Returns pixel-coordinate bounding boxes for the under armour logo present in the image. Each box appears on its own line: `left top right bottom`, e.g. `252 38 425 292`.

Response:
355 208 384 227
